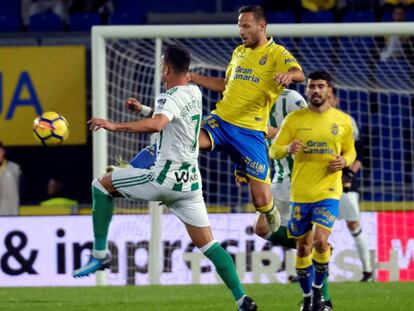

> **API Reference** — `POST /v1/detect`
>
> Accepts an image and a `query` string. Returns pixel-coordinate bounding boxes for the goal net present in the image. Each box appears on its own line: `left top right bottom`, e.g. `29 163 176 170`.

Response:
92 23 414 285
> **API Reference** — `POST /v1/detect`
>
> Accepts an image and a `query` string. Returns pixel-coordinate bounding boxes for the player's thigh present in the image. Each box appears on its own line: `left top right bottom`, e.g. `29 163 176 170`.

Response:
311 199 339 232
199 129 212 151
111 167 163 201
287 202 313 239
338 192 360 222
169 190 210 228
200 114 225 151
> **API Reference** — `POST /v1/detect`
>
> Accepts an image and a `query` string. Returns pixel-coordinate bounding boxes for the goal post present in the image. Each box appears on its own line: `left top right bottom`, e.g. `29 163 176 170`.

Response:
91 22 414 285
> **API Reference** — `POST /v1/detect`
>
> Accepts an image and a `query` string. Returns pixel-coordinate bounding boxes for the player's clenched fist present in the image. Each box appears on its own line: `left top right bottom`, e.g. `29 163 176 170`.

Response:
124 97 143 112
328 155 346 172
287 140 304 155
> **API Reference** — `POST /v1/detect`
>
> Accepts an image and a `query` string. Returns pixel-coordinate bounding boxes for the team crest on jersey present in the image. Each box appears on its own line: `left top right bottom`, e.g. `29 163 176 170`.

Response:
259 55 268 65
331 123 338 135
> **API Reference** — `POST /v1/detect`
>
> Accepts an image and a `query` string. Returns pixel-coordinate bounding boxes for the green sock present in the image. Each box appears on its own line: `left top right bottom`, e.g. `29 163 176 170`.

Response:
322 274 330 301
204 242 245 301
267 226 296 249
92 184 114 251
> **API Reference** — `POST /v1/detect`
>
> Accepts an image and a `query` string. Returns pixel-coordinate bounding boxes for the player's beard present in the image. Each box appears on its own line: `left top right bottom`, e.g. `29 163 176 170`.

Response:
242 34 259 48
310 95 327 107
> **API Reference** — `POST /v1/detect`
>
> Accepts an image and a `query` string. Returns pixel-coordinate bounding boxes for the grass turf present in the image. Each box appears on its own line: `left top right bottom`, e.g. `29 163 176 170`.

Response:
0 282 412 311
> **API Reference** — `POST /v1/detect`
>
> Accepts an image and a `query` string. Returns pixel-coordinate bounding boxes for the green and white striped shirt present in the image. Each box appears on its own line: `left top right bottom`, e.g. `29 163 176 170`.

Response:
152 84 203 192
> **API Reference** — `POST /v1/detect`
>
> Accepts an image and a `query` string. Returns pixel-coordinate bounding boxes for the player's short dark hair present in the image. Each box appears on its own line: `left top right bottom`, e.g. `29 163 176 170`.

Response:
239 5 267 23
307 70 333 86
162 45 191 74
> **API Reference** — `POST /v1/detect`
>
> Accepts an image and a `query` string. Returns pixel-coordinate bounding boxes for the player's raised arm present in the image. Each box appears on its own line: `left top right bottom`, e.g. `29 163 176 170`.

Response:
124 97 154 117
189 72 226 93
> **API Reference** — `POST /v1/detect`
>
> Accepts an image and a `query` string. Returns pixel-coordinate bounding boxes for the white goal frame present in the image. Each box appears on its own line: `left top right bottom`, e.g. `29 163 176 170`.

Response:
91 22 414 285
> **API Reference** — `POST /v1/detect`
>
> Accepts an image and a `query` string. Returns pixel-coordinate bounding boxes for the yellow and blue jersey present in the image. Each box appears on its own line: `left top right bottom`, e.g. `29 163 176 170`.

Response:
269 107 356 202
212 37 302 133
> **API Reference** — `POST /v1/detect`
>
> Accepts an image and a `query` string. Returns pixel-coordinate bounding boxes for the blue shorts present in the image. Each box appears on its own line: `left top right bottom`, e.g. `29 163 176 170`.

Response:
288 199 339 238
202 114 270 183
129 144 157 169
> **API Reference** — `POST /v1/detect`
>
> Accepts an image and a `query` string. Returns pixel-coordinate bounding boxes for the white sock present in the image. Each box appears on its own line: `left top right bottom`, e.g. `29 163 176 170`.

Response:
351 227 372 272
236 295 246 307
93 249 108 259
199 239 217 254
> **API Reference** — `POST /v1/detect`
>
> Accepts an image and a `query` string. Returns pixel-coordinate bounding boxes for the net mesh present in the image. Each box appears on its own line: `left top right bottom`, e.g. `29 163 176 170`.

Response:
106 35 414 207
102 31 414 284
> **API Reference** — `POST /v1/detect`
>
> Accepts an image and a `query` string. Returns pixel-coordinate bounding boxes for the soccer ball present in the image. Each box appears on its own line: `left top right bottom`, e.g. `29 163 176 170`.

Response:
33 111 69 146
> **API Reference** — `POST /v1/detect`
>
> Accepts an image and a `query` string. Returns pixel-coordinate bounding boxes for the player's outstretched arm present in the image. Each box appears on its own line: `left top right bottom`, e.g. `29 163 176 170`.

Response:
189 72 226 93
87 114 170 134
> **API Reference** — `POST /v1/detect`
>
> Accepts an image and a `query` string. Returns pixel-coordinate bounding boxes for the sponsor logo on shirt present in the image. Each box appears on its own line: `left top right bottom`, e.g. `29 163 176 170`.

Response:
331 123 338 135
303 140 334 155
259 55 268 65
232 66 260 83
284 58 297 64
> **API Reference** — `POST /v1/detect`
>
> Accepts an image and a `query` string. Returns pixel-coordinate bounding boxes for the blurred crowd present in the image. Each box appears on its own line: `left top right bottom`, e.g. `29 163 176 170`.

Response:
0 0 413 33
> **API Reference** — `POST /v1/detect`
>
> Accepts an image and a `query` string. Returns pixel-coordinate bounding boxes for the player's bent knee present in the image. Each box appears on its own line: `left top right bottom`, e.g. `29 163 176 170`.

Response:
346 221 360 231
97 173 117 195
296 243 312 257
313 239 329 253
255 200 273 213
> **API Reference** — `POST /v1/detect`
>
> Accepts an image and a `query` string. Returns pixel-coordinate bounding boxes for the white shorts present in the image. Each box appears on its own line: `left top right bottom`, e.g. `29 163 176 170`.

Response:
338 191 360 222
112 167 209 227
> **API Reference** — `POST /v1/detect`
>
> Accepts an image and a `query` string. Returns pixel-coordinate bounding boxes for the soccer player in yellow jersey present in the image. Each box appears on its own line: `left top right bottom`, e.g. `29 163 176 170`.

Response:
190 5 304 232
269 71 356 311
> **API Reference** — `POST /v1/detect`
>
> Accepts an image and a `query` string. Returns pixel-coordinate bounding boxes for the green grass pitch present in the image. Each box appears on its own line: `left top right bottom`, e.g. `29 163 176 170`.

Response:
0 282 412 311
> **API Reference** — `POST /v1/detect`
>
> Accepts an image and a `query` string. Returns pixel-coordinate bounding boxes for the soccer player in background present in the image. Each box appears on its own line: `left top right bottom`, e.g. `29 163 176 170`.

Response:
0 142 21 216
189 5 304 232
269 71 356 311
252 89 333 310
254 88 307 277
73 45 257 311
328 86 373 282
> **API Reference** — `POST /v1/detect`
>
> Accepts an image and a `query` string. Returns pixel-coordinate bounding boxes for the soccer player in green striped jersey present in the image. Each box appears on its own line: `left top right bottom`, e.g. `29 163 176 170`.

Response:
73 45 257 311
